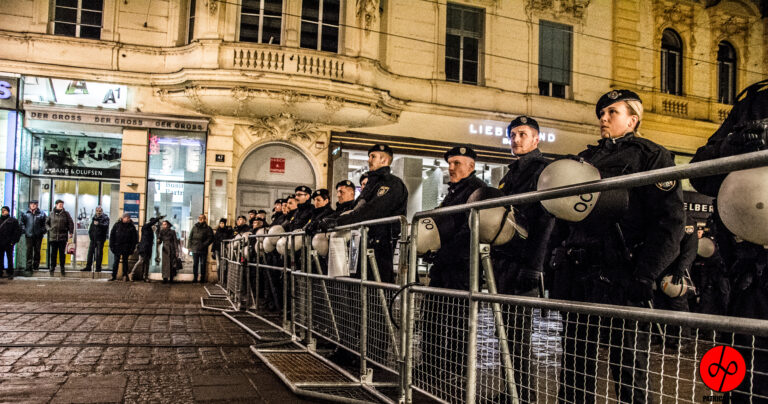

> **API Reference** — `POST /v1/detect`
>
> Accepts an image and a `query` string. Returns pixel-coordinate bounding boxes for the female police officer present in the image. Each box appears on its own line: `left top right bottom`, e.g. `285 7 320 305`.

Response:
549 90 685 403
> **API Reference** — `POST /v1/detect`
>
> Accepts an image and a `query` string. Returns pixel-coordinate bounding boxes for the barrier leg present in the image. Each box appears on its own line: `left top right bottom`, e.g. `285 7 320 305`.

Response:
367 248 401 359
312 252 340 341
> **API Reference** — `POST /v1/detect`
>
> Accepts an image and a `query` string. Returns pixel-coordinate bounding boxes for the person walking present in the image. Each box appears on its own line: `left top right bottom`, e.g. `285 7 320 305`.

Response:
46 199 74 276
0 206 22 278
20 200 46 276
129 215 162 282
108 213 138 281
188 214 214 283
157 220 179 283
81 206 109 272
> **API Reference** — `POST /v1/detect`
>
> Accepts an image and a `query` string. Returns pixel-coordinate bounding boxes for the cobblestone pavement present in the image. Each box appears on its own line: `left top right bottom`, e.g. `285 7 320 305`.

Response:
0 277 320 403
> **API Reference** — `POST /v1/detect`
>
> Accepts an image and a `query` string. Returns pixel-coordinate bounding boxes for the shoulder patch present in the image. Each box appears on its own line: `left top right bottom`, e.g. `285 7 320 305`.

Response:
498 183 505 189
656 180 677 191
377 186 390 197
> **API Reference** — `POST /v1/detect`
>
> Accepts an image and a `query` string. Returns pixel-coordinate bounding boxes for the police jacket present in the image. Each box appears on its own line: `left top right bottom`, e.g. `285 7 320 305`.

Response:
564 133 685 281
281 209 298 231
336 166 408 240
309 205 334 224
271 212 284 226
187 222 214 253
234 223 251 235
212 226 234 254
88 214 110 242
430 173 487 290
0 214 22 247
661 231 697 278
331 200 355 218
289 200 313 231
109 221 138 255
20 208 47 238
46 209 74 242
496 149 555 272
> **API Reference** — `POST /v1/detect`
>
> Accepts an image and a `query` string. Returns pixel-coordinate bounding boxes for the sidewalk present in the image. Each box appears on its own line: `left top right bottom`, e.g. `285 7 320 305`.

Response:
0 277 320 403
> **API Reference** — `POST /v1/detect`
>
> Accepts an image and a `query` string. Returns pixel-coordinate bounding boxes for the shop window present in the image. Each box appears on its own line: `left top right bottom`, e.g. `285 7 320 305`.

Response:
148 130 206 183
0 110 18 170
52 0 103 40
300 0 340 52
240 0 284 45
661 28 683 96
188 0 196 44
445 3 484 85
30 133 122 179
538 20 572 99
717 41 737 105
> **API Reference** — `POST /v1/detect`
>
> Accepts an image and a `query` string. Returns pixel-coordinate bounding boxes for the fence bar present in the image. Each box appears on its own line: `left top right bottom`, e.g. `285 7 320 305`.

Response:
465 208 481 403
359 226 370 382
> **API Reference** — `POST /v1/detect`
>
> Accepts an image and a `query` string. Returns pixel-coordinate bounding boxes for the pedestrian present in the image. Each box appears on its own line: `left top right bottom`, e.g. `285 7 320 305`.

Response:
493 116 554 403
46 199 74 276
108 213 138 281
188 214 214 283
80 206 109 273
129 215 163 282
549 90 684 403
689 78 768 402
20 200 46 275
212 218 234 261
157 220 179 283
0 206 23 279
234 215 250 235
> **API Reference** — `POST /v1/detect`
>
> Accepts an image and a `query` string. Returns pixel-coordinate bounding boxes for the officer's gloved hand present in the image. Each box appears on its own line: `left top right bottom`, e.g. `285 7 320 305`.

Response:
722 120 768 155
627 274 655 303
304 221 319 236
318 217 338 233
515 267 542 295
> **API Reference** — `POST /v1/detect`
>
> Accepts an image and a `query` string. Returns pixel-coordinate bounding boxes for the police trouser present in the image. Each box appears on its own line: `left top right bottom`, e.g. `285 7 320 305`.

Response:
553 266 652 404
652 288 690 346
352 236 395 284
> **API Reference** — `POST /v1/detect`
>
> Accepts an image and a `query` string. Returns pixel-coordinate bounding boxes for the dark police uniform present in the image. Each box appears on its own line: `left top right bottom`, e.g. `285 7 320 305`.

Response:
333 145 408 283
493 116 554 403
307 189 335 225
689 79 768 403
287 186 313 231
653 228 697 346
552 90 685 404
690 234 729 316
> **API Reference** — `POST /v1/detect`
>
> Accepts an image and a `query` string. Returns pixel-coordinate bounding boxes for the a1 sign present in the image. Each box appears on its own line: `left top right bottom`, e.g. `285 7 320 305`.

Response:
270 157 285 173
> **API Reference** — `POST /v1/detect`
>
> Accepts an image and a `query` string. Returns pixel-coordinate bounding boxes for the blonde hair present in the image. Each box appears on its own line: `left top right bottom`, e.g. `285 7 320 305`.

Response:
625 100 643 132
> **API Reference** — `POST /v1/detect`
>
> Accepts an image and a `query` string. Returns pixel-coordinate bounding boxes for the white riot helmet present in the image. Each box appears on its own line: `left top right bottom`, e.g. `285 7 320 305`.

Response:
264 225 284 253
717 167 768 245
290 233 304 252
312 233 330 257
537 159 601 222
276 237 287 256
415 217 441 255
659 275 692 298
254 228 266 252
697 237 716 258
467 187 524 246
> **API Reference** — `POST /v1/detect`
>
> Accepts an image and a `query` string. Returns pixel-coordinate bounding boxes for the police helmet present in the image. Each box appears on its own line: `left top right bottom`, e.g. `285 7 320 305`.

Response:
312 233 330 257
659 275 692 298
254 228 266 251
276 237 287 256
415 217 441 255
467 187 523 246
263 225 284 253
697 237 716 258
537 159 601 222
717 166 768 245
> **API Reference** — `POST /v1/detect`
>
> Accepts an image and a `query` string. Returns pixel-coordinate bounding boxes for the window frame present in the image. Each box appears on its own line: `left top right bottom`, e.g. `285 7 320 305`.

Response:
537 20 573 99
238 0 285 45
52 0 103 40
445 3 485 86
717 41 737 105
660 28 683 96
188 0 196 44
300 0 341 53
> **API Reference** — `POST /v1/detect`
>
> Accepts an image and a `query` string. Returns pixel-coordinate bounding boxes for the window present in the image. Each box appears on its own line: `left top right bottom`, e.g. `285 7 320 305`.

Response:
188 0 196 44
52 0 103 39
717 41 737 105
240 0 284 44
538 20 572 98
300 0 340 52
661 29 683 95
445 3 484 85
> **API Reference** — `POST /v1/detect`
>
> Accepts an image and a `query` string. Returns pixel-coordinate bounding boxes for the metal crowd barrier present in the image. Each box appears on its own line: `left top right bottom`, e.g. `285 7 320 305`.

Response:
215 149 768 404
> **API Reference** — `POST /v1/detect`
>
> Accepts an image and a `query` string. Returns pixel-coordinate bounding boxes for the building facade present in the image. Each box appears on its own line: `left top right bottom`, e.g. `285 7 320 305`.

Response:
0 0 766 274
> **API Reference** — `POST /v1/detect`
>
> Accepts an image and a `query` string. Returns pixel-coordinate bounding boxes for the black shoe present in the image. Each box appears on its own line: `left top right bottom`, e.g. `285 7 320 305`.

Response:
162 279 168 284
61 269 66 276
107 278 116 281
95 268 102 272
80 268 91 272
49 270 54 276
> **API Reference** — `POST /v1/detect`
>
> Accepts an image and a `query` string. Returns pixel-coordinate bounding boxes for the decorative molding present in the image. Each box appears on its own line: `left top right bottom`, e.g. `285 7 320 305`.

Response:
526 0 590 22
653 0 696 48
247 113 325 143
356 0 380 32
207 0 218 15
324 96 345 113
707 10 753 61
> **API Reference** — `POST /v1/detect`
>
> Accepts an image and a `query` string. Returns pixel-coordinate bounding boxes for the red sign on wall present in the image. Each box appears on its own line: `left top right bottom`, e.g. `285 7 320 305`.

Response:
270 157 285 173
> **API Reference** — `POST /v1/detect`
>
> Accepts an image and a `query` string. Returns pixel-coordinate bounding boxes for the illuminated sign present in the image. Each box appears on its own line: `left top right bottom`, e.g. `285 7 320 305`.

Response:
24 106 208 132
469 123 556 145
23 77 128 109
0 76 18 109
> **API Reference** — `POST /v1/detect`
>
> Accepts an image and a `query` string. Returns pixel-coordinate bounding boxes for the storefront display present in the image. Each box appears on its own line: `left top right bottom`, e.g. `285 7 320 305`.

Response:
31 133 122 178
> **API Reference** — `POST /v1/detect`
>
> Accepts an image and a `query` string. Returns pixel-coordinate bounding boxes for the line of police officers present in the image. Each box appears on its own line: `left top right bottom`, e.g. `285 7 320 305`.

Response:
231 82 767 403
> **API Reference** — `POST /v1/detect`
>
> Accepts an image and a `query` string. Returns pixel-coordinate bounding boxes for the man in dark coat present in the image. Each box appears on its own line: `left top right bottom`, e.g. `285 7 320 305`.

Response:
234 215 250 235
188 214 214 283
129 215 162 282
20 200 47 275
288 186 313 231
109 213 138 281
81 206 109 272
307 189 334 225
0 206 22 278
212 218 234 260
332 180 356 217
270 199 285 227
46 199 74 276
689 78 768 402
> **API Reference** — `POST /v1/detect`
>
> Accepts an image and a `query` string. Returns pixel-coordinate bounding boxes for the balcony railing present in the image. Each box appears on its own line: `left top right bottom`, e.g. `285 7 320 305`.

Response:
224 43 354 82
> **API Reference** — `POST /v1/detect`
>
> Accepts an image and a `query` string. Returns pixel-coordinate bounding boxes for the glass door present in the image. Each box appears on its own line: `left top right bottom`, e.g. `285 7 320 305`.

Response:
52 180 77 270
74 181 99 269
101 182 120 269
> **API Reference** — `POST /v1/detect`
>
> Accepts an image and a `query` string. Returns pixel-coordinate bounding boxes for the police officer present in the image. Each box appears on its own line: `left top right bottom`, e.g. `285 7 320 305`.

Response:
321 144 408 283
271 199 285 226
690 227 728 316
290 186 314 230
493 116 554 403
308 189 334 224
282 195 298 230
551 90 685 403
333 180 357 217
689 78 768 402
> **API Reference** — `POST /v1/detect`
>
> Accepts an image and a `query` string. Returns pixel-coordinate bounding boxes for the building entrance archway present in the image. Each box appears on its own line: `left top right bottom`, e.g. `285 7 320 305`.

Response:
236 143 316 219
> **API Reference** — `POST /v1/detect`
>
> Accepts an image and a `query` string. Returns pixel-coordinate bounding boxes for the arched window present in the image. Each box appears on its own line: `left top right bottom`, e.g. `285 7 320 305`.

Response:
717 41 737 105
661 29 683 95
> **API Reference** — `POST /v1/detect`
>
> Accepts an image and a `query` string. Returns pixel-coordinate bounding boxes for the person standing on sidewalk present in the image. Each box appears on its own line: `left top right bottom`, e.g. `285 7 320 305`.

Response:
129 215 163 282
109 213 138 281
211 218 233 261
187 214 214 283
20 200 46 276
0 206 22 278
81 206 109 273
157 220 179 283
46 199 74 276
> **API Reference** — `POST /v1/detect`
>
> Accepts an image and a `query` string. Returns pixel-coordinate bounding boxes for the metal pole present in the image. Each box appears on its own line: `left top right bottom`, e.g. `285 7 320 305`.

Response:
282 238 290 332
304 234 315 349
359 226 370 382
465 208 480 404
367 249 400 358
481 245 519 404
401 220 418 404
